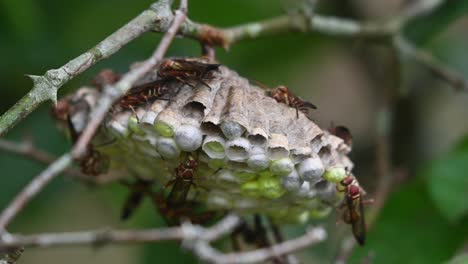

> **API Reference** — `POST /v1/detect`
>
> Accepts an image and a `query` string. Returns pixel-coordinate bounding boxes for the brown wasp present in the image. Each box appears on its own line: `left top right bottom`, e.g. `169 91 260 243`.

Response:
165 152 199 208
120 179 154 220
158 58 220 90
337 175 373 246
119 153 216 225
91 69 121 90
154 152 218 225
251 79 317 119
268 85 317 118
118 152 198 221
116 79 176 112
329 125 353 146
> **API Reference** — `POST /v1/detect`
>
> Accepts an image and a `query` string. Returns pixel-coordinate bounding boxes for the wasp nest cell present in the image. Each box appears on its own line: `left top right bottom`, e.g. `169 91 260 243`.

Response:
63 58 357 224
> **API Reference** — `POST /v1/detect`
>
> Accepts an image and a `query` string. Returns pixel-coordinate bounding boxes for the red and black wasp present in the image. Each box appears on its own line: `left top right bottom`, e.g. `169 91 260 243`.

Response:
120 153 216 225
158 58 220 90
337 175 373 245
329 124 353 147
268 85 317 118
252 80 317 119
116 79 176 112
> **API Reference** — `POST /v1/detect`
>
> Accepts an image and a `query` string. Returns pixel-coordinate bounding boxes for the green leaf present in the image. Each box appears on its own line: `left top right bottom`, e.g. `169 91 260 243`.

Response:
351 180 468 264
426 136 468 222
403 1 468 45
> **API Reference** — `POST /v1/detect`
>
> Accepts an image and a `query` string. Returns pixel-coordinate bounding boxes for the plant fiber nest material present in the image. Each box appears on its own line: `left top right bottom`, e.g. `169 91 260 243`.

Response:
64 58 358 224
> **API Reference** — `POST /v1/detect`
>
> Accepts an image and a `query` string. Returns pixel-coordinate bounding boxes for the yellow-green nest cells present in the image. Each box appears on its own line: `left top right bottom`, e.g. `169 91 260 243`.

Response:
66 58 357 224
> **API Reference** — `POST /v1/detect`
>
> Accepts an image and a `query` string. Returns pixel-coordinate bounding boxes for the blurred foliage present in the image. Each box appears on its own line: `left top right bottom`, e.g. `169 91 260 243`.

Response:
1 0 468 264
426 136 468 222
404 1 468 45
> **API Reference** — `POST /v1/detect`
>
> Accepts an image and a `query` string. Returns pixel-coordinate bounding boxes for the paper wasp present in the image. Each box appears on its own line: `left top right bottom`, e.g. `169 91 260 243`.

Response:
152 153 217 225
268 85 317 118
120 179 154 220
165 152 199 207
91 69 121 90
116 79 176 112
158 58 220 90
337 175 372 246
329 125 353 146
119 153 216 225
119 152 198 221
252 80 317 119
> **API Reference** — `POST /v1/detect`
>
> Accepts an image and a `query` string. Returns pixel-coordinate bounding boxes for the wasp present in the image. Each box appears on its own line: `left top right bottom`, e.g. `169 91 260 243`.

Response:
329 125 353 146
166 152 199 208
120 179 154 220
268 85 317 118
118 154 216 224
337 175 372 246
251 80 317 118
158 58 220 90
91 69 121 90
116 79 175 112
118 152 198 221
154 153 217 225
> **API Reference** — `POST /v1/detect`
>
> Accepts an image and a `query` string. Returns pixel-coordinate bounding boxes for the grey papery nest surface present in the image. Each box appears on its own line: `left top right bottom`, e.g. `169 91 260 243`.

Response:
68 59 358 223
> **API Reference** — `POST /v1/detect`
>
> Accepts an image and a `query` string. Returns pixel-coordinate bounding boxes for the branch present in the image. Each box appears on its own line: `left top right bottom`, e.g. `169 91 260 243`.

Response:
394 35 468 92
0 139 86 180
178 0 444 47
189 227 326 264
71 0 188 159
0 154 73 231
0 214 240 251
0 0 455 137
0 0 187 232
0 0 175 136
0 216 326 264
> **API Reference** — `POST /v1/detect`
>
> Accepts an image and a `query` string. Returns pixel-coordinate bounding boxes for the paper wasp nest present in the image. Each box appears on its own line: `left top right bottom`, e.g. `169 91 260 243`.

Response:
63 58 356 224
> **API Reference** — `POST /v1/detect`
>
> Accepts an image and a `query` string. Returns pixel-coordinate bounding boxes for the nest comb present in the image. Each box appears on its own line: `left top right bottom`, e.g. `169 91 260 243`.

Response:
62 58 358 224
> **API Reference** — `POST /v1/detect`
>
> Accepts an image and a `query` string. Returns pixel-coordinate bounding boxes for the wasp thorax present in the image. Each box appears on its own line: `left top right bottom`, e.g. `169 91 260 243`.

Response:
348 185 361 199
59 57 362 223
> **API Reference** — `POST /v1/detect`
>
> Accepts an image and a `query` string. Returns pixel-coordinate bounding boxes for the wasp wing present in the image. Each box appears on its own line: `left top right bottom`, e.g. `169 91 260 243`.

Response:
350 197 366 246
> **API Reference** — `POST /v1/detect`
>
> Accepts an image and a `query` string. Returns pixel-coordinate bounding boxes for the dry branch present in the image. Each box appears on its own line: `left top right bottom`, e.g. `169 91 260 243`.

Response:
0 139 86 180
0 214 240 249
0 215 327 264
0 0 188 235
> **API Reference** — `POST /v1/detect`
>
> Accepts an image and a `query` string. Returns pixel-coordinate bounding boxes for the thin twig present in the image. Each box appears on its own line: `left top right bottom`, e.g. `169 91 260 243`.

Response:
0 0 187 251
0 0 174 136
71 0 188 159
0 214 240 249
190 227 326 264
0 154 73 232
0 139 85 179
0 0 187 231
394 35 468 92
0 0 454 137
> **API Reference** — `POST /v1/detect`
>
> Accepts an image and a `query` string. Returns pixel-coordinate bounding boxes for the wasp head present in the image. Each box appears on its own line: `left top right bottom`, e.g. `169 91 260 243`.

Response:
340 176 354 187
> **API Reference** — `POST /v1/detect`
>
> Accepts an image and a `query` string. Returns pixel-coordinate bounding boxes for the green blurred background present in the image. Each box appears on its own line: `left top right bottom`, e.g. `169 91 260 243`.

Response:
1 0 468 263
